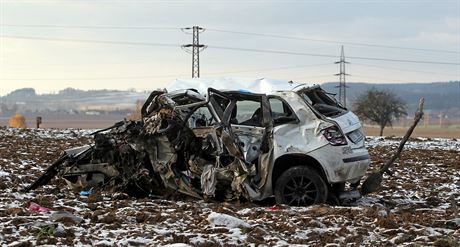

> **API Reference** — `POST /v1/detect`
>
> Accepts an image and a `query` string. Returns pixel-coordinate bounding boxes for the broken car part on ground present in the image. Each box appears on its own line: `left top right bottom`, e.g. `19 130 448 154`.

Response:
26 78 372 206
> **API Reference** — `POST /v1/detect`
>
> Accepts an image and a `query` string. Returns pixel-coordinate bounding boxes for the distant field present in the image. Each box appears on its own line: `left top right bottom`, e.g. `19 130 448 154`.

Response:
1 116 458 138
363 125 459 139
0 115 124 130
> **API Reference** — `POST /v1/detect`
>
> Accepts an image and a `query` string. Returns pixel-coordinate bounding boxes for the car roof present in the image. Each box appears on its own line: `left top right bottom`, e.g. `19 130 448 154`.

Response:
166 77 315 95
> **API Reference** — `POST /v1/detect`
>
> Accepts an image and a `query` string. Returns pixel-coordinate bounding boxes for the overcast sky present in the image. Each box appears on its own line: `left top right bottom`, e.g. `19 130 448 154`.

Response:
0 0 459 95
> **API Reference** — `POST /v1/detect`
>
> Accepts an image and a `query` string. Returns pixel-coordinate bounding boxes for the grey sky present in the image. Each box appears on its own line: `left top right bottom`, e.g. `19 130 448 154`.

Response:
0 0 459 95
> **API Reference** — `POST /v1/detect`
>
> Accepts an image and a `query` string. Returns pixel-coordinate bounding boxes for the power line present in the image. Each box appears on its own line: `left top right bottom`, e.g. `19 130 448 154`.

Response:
352 63 459 77
2 35 459 66
289 74 336 81
0 63 332 81
207 28 460 54
0 74 187 81
2 35 180 47
351 73 457 84
3 24 180 30
351 74 421 83
348 55 460 66
5 24 458 55
0 0 358 1
210 45 338 58
207 63 332 74
208 45 460 65
1 71 452 83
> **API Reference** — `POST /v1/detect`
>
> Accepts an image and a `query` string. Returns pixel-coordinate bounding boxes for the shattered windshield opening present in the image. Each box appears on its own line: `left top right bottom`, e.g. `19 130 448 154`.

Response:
169 89 205 105
300 88 347 117
188 106 216 128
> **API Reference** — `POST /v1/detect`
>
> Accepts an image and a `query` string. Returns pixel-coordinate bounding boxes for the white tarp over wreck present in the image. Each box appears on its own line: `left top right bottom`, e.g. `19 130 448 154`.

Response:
166 77 308 94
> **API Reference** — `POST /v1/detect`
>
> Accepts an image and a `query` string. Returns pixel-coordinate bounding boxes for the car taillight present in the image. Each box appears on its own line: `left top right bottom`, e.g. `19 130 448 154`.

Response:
322 125 347 146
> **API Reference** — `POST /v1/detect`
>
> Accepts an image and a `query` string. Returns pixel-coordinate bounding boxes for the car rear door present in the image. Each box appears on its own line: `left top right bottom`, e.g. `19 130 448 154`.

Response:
208 89 274 187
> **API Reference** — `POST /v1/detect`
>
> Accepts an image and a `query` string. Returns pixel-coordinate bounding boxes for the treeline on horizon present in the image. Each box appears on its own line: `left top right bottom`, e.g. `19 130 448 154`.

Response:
1 81 459 114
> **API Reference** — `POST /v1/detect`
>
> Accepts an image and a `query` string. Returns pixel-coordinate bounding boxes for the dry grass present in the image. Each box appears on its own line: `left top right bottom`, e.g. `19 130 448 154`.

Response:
37 119 118 129
8 113 27 128
0 116 123 130
364 126 460 139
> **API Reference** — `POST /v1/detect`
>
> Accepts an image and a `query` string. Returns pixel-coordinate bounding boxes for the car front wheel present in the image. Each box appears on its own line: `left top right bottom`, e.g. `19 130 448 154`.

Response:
274 166 328 206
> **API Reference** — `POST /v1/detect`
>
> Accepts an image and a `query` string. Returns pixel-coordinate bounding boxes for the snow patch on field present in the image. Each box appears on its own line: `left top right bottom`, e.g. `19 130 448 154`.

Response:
366 136 460 150
0 170 10 177
207 212 251 229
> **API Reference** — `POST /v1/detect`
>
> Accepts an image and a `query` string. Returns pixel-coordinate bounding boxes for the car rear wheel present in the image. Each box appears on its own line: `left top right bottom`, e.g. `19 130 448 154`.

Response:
274 166 328 206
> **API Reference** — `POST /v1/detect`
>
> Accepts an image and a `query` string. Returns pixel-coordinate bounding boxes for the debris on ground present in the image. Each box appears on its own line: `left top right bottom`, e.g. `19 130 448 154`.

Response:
28 202 51 213
49 211 83 224
79 188 92 197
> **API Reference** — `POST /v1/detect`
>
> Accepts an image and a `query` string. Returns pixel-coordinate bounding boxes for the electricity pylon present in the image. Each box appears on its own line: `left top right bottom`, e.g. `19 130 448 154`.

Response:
335 45 350 107
182 26 206 78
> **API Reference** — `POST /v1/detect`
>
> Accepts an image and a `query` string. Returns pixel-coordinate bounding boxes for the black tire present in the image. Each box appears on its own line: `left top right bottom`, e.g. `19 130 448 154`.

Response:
274 166 328 206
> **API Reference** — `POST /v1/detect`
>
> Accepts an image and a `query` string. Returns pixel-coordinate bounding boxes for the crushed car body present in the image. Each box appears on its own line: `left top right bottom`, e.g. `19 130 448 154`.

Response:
27 77 371 206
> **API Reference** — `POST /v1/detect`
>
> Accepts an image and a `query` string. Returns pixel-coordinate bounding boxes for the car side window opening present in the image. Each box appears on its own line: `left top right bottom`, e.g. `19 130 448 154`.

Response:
302 89 342 107
269 97 296 125
301 89 347 117
234 100 263 127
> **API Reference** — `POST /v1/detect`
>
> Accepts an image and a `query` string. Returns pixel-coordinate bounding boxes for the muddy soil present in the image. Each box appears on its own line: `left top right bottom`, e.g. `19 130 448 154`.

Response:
0 127 458 246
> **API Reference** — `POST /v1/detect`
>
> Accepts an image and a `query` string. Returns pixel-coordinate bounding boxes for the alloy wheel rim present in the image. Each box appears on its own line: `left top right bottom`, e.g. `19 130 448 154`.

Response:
283 176 318 206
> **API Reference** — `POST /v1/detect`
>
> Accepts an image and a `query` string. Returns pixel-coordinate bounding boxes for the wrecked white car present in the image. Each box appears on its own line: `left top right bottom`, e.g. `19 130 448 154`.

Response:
27 78 370 206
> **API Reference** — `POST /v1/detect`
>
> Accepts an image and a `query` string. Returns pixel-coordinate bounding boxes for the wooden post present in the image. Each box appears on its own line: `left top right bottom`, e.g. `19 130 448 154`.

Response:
36 116 42 128
439 112 444 128
361 98 424 195
424 112 429 127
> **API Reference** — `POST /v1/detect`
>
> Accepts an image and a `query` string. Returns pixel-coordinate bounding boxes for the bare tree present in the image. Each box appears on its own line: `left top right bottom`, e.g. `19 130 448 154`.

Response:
353 88 407 136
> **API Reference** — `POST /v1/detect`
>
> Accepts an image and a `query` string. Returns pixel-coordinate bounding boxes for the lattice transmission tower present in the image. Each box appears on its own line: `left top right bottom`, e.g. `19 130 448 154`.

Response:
335 45 350 107
182 26 206 78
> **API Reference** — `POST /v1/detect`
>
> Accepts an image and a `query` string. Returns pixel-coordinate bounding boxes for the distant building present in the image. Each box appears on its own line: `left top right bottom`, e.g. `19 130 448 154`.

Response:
85 111 101 116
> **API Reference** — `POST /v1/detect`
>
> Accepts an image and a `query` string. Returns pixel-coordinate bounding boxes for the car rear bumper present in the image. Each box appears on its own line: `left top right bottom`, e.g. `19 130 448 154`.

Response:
308 145 370 184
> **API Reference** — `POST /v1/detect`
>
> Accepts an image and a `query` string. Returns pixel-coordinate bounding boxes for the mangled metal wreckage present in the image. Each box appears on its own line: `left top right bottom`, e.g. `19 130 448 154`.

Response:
27 79 371 206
